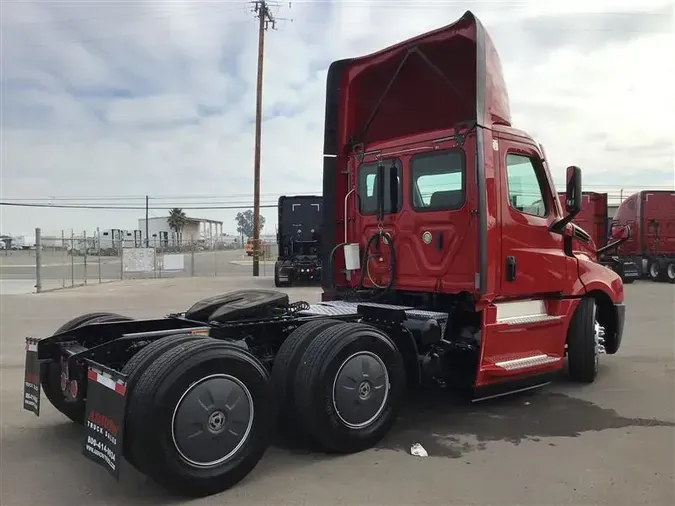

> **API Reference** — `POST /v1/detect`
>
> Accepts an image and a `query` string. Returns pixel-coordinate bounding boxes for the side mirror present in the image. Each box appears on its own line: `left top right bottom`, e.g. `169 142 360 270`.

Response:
597 223 631 255
565 165 582 215
611 224 630 240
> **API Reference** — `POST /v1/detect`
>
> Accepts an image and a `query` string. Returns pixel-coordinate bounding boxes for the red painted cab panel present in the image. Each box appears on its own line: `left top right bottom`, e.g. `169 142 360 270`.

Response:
321 11 510 295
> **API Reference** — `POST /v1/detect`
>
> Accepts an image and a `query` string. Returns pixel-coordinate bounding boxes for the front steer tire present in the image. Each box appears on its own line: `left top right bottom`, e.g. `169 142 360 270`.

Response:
294 322 406 454
42 312 132 424
125 339 275 497
567 297 599 383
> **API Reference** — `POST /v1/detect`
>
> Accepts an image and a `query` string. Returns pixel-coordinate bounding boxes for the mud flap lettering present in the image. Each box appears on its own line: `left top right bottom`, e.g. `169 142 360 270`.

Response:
82 361 128 481
622 262 640 279
23 338 41 416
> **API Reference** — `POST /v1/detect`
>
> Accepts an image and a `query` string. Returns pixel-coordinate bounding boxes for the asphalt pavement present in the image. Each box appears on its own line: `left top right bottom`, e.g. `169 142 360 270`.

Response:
1 277 673 505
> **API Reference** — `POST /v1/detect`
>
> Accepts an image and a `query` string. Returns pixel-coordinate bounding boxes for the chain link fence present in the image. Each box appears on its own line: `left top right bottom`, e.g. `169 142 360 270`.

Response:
0 229 278 294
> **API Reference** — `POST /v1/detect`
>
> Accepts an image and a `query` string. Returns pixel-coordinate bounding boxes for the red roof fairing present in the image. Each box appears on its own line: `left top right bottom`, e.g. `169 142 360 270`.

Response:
328 10 512 155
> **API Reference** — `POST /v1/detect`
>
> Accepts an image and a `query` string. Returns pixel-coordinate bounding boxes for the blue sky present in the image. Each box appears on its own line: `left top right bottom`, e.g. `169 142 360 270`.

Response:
1 0 673 237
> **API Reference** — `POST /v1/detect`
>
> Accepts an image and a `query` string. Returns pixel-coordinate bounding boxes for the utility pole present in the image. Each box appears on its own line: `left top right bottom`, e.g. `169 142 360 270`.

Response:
251 0 288 276
145 195 149 247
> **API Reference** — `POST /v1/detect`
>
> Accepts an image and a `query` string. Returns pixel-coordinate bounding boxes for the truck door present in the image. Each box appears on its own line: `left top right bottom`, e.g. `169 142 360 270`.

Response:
474 137 571 389
497 138 568 296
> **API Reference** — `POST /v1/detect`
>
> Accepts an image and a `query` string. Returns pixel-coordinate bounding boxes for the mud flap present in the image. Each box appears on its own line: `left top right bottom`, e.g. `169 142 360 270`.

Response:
82 361 128 481
23 338 41 416
620 261 640 281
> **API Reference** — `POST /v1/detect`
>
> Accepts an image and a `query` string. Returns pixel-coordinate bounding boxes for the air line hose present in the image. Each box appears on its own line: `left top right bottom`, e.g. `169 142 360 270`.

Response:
357 230 396 292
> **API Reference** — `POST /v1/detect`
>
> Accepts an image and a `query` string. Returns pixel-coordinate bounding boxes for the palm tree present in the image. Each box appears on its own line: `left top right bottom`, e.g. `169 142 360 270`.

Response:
167 208 188 246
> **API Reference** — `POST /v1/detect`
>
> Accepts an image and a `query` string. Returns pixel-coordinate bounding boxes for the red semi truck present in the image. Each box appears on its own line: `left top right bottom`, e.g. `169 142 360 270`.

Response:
611 190 675 283
22 11 628 498
556 191 640 283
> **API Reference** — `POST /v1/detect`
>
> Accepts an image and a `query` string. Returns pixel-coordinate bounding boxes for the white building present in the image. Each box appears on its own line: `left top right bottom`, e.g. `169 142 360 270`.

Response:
138 216 224 248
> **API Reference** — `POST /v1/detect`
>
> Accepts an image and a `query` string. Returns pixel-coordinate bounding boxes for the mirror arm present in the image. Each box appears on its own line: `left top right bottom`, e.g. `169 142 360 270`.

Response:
549 209 580 233
597 237 625 255
597 226 631 255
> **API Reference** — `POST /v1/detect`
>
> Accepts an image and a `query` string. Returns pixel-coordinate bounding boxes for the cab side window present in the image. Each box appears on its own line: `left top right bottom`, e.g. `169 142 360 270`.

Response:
358 159 402 215
410 150 465 211
505 153 548 217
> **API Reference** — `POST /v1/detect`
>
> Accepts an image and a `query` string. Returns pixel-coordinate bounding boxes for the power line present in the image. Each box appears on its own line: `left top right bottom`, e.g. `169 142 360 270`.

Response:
0 192 322 201
1 184 672 204
0 202 277 210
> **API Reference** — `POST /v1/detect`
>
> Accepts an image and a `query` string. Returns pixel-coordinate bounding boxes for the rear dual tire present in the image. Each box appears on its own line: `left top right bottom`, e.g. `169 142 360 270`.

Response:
285 322 406 454
272 318 341 432
124 339 274 497
121 333 208 470
666 262 675 284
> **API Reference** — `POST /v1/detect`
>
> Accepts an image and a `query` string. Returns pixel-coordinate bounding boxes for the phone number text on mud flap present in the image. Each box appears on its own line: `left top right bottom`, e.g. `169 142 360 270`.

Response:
87 420 118 446
86 436 116 463
24 391 39 409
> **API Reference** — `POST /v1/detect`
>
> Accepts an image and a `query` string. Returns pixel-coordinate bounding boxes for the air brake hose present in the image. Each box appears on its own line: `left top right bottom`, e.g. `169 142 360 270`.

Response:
328 231 396 298
357 230 396 292
328 242 348 275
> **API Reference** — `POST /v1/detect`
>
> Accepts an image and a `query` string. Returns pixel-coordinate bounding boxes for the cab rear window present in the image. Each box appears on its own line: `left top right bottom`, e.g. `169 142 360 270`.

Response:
411 150 465 211
357 159 402 215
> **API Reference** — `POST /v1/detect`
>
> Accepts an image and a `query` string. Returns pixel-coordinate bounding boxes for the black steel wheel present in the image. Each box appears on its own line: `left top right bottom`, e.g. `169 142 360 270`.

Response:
271 318 341 431
42 312 132 424
294 322 405 454
125 339 274 497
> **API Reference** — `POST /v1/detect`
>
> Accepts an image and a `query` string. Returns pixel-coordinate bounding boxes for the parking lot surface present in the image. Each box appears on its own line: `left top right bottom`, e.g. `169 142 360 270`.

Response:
1 278 673 505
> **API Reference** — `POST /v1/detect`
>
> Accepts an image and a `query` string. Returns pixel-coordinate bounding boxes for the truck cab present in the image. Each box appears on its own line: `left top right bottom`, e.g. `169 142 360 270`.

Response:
320 10 626 394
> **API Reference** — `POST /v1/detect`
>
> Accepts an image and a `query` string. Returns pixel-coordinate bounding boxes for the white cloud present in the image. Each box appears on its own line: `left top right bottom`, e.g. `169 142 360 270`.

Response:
1 0 673 237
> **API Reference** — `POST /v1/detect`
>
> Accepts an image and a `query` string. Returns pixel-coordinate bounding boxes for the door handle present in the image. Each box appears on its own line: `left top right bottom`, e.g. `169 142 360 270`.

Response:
505 256 516 282
436 232 444 251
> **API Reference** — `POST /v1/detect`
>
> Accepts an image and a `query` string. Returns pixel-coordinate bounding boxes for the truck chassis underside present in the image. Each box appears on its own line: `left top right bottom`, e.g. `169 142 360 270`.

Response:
23 283 612 497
